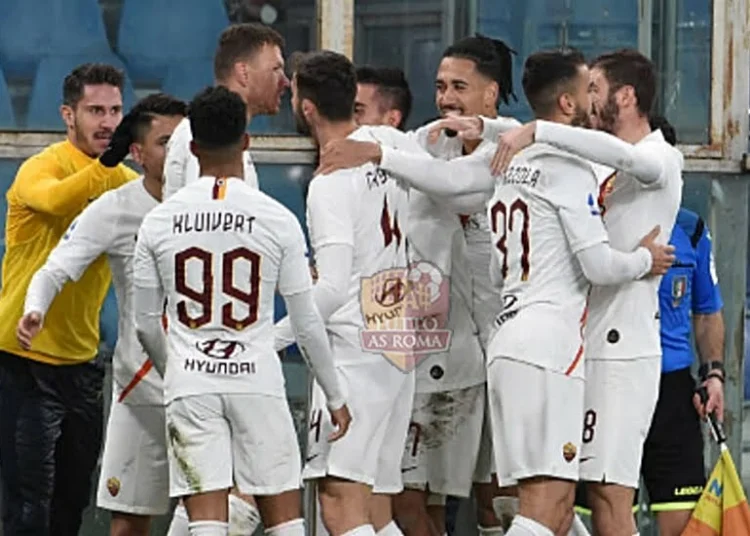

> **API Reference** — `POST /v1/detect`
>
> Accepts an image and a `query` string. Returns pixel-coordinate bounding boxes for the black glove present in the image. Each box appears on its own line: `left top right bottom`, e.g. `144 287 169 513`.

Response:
99 112 137 168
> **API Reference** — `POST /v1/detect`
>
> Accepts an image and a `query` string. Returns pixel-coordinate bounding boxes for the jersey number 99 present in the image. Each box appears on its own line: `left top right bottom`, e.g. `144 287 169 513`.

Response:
174 246 261 331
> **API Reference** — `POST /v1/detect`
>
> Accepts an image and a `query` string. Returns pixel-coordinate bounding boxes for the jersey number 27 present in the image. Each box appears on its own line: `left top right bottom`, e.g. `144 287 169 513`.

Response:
174 246 261 330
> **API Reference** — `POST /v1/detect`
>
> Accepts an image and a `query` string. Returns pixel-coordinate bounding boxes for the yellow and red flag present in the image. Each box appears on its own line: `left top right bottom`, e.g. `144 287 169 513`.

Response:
682 411 750 535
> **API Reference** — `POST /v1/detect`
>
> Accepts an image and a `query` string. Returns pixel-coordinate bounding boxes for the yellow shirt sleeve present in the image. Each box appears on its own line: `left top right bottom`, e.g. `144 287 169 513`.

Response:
13 155 135 217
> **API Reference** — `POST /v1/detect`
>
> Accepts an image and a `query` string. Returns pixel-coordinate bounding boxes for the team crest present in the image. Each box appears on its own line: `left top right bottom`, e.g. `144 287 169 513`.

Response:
359 261 451 372
597 172 617 216
562 442 577 463
106 477 121 497
672 275 687 307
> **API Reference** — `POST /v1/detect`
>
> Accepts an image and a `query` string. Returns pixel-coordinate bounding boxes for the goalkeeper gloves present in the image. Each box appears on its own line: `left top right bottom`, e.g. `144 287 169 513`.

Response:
100 111 137 168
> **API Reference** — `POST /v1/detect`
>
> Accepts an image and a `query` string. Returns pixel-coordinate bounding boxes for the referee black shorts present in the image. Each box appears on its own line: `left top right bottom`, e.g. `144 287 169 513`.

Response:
575 366 706 514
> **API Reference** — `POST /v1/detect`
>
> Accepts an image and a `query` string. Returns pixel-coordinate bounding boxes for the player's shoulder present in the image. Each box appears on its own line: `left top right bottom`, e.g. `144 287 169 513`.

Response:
516 143 597 182
641 128 684 168
674 208 708 247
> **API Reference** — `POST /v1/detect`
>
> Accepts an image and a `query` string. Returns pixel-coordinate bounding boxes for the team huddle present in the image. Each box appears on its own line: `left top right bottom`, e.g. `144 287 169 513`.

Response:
14 22 685 536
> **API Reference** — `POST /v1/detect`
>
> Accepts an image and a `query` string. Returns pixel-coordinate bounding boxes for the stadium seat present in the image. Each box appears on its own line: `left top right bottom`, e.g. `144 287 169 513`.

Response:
118 0 230 84
47 0 113 58
27 54 136 131
161 60 215 102
0 0 54 79
0 68 17 129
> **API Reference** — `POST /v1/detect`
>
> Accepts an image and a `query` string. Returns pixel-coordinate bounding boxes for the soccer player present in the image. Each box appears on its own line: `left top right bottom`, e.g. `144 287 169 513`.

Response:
0 62 137 536
350 45 518 536
273 51 414 536
481 49 684 536
133 86 349 536
317 48 675 536
354 66 412 130
163 23 290 199
17 93 186 536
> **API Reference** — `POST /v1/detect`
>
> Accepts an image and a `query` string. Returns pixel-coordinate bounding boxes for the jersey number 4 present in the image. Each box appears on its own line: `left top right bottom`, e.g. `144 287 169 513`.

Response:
490 198 531 281
174 246 261 330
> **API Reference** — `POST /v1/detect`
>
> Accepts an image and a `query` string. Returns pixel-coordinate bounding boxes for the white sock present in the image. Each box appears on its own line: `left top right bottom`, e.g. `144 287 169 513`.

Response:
189 520 229 536
167 503 190 536
265 518 305 536
505 515 553 536
376 521 404 536
229 494 262 534
341 525 377 536
478 525 505 536
493 497 519 520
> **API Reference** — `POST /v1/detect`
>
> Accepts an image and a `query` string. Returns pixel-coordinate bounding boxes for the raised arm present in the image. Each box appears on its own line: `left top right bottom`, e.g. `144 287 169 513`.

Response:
133 225 167 376
534 120 667 187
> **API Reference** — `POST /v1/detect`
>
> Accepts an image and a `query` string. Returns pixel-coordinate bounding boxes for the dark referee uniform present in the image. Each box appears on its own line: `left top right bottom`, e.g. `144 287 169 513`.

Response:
575 207 722 514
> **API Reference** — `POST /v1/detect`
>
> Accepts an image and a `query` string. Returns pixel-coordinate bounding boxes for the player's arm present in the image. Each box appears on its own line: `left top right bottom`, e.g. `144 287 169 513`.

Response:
418 115 522 144
277 216 346 410
14 112 135 216
23 196 118 321
691 219 725 418
552 158 666 285
273 177 355 350
533 121 668 187
133 223 168 376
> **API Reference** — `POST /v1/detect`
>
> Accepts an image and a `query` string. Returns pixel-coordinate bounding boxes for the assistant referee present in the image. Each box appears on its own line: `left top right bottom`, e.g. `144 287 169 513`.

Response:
0 63 137 536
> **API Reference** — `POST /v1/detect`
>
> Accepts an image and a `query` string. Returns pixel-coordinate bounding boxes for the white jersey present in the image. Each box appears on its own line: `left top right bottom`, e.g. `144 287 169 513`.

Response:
305 126 410 366
486 144 609 377
162 117 259 199
135 176 311 403
423 134 504 350
47 179 160 404
585 129 683 359
396 126 487 391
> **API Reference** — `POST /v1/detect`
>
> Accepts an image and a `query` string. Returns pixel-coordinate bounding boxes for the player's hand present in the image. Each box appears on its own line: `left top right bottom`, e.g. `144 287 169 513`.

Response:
694 376 725 422
426 115 484 144
317 140 381 176
100 111 137 168
327 403 352 442
638 225 675 275
16 312 43 350
490 122 536 175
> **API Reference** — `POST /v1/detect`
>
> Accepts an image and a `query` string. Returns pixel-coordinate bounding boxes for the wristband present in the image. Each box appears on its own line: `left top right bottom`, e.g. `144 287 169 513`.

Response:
698 360 724 381
706 371 725 384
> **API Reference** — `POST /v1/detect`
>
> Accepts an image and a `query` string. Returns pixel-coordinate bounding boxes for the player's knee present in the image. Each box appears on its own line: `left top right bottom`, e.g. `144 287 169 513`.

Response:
110 513 151 536
319 481 370 535
392 489 430 533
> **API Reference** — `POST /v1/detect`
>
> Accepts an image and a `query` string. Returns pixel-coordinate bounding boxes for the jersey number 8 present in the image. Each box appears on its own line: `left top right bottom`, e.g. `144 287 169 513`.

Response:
174 246 261 331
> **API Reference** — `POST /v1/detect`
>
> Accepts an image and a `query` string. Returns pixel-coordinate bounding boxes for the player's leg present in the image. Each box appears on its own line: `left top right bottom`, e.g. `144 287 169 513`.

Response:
226 392 305 536
641 368 705 536
307 363 412 535
168 492 261 536
488 358 582 536
48 360 106 535
96 401 170 536
426 494 446 535
167 394 233 535
581 357 661 536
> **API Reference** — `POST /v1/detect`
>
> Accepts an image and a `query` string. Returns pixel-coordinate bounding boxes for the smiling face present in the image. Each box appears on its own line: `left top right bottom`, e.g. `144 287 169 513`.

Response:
435 56 497 118
61 84 123 157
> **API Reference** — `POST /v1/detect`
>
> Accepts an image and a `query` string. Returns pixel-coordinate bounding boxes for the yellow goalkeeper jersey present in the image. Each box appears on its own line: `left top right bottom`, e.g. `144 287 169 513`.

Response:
0 140 137 365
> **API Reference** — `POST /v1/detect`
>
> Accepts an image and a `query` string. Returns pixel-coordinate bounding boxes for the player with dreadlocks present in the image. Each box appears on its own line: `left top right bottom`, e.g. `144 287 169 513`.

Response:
314 34 522 536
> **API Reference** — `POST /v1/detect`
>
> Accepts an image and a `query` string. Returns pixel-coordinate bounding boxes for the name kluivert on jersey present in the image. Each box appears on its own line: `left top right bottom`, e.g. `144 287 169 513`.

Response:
172 211 256 235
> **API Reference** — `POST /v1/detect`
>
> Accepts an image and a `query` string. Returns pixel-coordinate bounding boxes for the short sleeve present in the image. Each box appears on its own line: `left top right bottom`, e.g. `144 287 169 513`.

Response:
277 213 314 297
547 157 609 254
47 193 117 281
692 225 723 314
306 173 356 249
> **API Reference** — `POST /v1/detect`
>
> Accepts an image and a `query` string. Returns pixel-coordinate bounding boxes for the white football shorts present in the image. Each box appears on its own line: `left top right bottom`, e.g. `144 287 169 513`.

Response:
303 360 415 494
579 356 661 488
488 357 584 487
166 393 302 498
402 383 486 497
96 401 170 515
